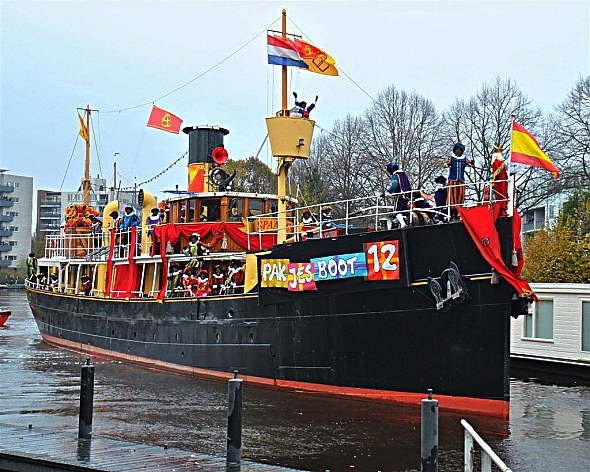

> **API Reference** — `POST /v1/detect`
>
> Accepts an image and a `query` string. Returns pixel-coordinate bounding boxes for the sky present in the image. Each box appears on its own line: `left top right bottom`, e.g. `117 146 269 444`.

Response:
1 0 589 203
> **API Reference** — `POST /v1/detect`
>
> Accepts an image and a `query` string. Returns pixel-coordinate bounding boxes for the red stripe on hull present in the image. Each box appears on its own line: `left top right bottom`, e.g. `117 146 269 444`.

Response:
41 333 508 418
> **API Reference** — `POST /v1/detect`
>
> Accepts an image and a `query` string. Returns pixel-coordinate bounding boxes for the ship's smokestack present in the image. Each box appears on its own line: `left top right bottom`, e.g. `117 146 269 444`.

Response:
183 125 229 192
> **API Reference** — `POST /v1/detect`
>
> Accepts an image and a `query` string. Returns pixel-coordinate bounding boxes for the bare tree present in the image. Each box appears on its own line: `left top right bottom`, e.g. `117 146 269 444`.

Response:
440 77 573 211
363 85 445 191
552 76 590 186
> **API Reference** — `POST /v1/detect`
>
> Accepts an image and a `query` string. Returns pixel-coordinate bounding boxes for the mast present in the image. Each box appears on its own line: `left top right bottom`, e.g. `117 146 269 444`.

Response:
266 9 315 243
276 9 291 243
83 104 91 206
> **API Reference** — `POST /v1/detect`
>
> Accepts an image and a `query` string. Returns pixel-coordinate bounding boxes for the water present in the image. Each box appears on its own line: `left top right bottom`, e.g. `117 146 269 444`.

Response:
1 290 588 471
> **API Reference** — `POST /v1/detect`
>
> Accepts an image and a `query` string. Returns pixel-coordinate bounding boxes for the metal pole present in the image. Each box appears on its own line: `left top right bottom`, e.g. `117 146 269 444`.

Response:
421 389 438 472
78 358 94 439
226 370 243 469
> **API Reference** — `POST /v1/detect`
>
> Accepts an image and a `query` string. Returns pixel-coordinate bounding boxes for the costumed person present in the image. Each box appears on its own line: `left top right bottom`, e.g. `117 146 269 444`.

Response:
301 209 316 226
209 265 226 295
121 206 140 229
382 160 412 228
145 208 163 253
433 175 448 223
90 215 103 249
410 191 432 226
320 205 334 232
26 252 38 280
489 145 509 216
158 201 169 224
182 267 198 297
445 142 474 220
81 274 92 296
183 233 211 273
195 269 211 297
166 262 183 297
49 271 59 292
225 260 245 294
292 91 318 118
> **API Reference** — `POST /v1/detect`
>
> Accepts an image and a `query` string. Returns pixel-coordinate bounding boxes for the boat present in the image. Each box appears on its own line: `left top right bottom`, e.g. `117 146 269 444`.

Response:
511 283 590 382
0 309 10 327
25 11 535 418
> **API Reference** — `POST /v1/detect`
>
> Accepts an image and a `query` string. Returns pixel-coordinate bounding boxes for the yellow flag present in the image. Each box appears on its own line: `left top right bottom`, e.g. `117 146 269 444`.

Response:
78 112 89 142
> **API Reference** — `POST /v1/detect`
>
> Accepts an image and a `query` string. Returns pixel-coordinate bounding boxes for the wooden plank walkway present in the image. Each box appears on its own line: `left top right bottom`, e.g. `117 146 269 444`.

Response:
0 423 303 471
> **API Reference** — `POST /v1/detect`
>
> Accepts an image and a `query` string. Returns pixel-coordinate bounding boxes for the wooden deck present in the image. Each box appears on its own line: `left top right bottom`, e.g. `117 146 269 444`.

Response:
0 423 303 471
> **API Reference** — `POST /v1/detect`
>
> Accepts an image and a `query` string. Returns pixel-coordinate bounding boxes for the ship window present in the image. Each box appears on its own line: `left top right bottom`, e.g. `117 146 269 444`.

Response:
582 301 590 352
188 199 196 222
248 199 263 217
228 199 243 221
202 199 221 221
524 299 554 340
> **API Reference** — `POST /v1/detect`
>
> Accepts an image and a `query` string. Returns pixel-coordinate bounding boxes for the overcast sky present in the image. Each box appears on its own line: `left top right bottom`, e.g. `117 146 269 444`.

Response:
1 0 588 200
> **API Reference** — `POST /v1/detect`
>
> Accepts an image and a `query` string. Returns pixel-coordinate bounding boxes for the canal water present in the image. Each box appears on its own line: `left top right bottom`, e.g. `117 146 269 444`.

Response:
1 291 588 471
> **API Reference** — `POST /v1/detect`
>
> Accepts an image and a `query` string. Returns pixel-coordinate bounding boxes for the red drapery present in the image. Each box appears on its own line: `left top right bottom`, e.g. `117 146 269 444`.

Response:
105 229 116 297
458 203 536 300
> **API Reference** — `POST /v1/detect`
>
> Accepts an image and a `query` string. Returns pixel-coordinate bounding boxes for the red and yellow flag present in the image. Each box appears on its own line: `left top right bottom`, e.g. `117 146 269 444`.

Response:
511 121 559 178
147 105 183 134
77 112 89 142
294 38 339 76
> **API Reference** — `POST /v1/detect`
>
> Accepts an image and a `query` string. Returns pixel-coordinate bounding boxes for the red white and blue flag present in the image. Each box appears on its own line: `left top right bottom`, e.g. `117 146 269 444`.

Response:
267 35 309 69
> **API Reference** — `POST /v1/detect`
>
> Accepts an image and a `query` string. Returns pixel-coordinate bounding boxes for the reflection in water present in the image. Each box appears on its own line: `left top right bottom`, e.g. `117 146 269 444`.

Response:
1 291 589 471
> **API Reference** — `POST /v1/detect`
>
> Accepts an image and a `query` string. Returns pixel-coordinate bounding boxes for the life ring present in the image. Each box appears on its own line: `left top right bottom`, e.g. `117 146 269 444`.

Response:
212 146 228 165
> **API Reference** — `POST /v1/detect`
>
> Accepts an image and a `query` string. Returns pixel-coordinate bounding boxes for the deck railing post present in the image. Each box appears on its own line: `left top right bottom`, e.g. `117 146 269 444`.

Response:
78 358 94 439
226 370 243 469
421 388 438 472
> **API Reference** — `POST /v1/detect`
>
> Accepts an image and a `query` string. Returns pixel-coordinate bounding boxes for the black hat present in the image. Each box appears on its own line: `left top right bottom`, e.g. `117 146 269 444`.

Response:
434 176 447 184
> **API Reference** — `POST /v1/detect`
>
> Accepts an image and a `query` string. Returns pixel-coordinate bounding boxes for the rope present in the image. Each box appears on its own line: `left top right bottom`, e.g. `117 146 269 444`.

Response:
119 150 189 190
287 17 376 103
102 17 280 114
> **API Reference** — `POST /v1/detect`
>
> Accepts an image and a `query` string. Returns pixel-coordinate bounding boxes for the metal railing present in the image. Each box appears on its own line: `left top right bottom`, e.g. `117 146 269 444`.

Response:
245 178 509 248
462 419 512 472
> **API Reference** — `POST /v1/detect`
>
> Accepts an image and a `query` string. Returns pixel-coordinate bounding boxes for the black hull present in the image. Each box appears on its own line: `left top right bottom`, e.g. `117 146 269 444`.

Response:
27 221 516 417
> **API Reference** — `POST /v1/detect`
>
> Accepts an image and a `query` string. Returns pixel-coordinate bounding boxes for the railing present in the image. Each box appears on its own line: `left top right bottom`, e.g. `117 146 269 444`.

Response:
45 227 144 261
462 419 512 472
246 178 509 247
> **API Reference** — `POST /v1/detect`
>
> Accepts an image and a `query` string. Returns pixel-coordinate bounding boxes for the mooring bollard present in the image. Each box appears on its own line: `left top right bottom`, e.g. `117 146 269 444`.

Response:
78 358 94 439
226 370 243 469
421 388 438 472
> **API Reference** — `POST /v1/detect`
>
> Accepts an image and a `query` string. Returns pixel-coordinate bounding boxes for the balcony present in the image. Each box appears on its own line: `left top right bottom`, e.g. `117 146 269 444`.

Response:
0 185 14 193
0 199 15 208
0 243 12 252
0 214 14 223
0 229 13 237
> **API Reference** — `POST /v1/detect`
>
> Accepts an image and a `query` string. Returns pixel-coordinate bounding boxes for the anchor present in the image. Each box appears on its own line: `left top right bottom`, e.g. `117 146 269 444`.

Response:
428 261 468 311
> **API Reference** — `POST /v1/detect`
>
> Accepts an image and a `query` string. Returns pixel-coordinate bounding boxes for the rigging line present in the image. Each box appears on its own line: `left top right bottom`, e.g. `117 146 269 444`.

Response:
254 134 269 161
60 136 80 192
287 18 376 103
103 17 281 114
90 115 103 179
120 150 189 190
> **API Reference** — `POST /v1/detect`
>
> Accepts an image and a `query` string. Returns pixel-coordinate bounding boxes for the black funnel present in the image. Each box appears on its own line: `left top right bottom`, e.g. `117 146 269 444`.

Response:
183 125 230 165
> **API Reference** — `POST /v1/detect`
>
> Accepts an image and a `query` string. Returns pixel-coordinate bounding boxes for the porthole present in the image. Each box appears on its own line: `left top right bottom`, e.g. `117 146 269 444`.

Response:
215 333 221 344
111 329 115 336
181 352 185 356
133 331 137 338
175 333 179 341
249 332 254 343
228 308 235 318
153 332 157 340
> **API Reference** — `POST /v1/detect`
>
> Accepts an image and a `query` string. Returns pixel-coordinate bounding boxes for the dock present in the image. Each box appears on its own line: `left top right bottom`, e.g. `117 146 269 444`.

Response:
0 423 302 471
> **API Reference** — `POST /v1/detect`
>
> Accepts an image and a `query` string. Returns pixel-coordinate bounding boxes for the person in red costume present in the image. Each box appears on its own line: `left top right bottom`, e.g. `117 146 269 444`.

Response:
209 265 226 295
490 145 509 215
195 270 211 297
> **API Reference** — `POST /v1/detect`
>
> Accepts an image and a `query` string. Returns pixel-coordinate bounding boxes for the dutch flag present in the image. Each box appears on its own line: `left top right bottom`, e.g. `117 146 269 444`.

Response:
267 35 309 69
